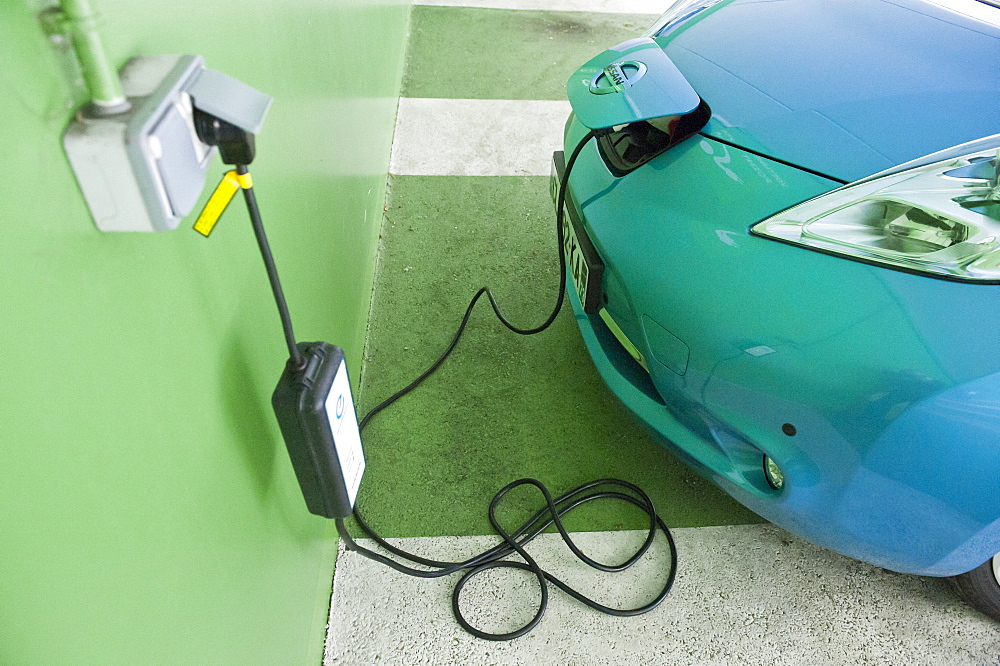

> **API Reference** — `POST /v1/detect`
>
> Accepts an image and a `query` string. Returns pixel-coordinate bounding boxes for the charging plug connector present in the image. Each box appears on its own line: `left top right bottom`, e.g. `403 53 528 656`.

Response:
194 108 257 166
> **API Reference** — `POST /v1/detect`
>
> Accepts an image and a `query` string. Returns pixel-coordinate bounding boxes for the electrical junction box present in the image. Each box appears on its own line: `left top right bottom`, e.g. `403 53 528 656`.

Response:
63 54 272 232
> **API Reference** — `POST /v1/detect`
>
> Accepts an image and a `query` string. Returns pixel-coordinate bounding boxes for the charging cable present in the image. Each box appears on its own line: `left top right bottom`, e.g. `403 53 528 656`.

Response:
338 129 679 640
195 123 678 640
359 128 592 426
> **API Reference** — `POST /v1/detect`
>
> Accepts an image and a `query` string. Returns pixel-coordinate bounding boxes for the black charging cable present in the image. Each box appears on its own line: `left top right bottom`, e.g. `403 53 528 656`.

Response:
192 108 305 371
224 128 677 640
235 164 305 370
359 128 593 429
337 129 679 640
338 479 676 641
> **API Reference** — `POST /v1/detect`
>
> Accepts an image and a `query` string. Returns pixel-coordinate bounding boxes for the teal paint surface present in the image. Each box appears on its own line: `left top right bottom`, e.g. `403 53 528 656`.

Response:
563 103 1000 574
0 1 408 663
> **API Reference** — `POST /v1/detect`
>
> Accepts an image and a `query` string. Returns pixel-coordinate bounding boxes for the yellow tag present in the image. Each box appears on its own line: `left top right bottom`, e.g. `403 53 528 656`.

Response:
193 171 241 237
235 172 253 189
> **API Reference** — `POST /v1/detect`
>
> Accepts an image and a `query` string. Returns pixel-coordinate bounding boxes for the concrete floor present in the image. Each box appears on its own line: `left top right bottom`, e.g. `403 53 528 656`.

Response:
326 0 1000 662
327 526 1000 665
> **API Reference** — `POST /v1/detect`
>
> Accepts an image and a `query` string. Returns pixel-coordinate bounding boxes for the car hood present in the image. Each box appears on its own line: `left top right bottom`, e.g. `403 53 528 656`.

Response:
660 0 1000 182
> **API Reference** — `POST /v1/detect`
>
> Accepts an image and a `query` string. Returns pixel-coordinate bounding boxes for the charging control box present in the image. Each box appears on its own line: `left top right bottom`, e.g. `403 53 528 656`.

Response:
272 342 365 519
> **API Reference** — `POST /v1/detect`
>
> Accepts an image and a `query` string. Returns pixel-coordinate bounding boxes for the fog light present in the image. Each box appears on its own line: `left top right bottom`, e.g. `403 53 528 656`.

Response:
764 456 784 490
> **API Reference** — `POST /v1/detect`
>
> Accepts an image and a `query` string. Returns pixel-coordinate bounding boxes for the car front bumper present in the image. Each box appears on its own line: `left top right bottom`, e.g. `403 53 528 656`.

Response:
553 133 1000 576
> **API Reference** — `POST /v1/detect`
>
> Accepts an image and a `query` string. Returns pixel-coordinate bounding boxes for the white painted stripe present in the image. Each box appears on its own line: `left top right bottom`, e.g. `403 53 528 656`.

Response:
415 0 666 15
390 98 572 177
326 525 999 665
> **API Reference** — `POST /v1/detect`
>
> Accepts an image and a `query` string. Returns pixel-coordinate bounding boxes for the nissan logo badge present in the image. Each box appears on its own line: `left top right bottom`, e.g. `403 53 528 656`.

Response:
589 60 647 95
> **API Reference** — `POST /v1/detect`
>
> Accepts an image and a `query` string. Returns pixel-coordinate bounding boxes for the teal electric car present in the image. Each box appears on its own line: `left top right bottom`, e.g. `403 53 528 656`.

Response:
554 0 1000 620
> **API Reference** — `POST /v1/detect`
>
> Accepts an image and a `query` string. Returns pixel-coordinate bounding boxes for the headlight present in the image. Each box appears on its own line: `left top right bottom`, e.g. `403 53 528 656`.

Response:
752 146 1000 282
643 0 726 37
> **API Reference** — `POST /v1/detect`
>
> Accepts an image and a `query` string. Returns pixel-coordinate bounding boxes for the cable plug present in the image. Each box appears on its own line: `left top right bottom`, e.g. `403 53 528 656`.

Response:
194 108 257 165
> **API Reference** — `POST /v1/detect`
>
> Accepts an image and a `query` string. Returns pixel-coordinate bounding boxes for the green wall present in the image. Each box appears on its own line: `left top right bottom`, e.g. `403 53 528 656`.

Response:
0 1 409 663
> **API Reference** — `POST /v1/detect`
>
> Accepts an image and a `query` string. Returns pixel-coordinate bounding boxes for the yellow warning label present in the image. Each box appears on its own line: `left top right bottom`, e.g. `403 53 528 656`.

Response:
193 171 241 237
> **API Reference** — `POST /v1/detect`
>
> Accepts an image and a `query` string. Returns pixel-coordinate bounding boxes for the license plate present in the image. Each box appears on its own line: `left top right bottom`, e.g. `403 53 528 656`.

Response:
552 152 603 314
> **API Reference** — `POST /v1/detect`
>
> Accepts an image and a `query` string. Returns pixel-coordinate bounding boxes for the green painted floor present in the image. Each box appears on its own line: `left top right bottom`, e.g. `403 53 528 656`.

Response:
350 4 762 538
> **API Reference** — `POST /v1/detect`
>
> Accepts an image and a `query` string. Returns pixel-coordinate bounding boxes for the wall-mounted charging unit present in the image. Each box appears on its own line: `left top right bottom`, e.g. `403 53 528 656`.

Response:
53 2 361 514
63 54 271 232
57 17 365 515
54 18 677 636
171 72 367 520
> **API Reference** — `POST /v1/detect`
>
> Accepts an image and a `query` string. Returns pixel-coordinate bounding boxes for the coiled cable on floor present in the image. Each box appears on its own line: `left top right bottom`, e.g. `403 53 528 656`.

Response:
337 478 676 641
336 128 678 640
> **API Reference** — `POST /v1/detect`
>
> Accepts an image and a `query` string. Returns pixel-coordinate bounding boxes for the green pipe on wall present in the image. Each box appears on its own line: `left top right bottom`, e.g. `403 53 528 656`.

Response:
59 0 129 113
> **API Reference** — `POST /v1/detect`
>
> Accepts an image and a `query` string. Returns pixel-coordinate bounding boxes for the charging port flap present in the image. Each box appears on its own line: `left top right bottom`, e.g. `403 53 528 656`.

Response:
567 37 700 131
